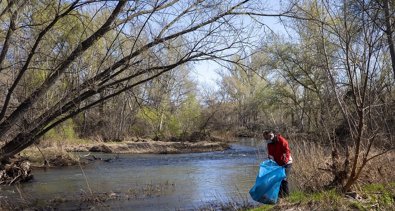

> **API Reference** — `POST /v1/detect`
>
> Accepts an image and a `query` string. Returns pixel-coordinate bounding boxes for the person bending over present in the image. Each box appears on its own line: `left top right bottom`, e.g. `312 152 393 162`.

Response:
263 130 293 197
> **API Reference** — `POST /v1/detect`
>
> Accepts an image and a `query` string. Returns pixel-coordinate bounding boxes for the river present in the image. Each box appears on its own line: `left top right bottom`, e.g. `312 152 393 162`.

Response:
1 138 267 210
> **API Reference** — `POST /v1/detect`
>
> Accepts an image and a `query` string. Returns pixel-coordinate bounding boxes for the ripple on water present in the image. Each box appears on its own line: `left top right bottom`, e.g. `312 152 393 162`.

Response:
2 138 264 210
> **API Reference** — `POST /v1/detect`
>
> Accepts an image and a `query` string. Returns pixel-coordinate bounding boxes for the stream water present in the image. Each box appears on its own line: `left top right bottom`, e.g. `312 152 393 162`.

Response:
1 138 268 210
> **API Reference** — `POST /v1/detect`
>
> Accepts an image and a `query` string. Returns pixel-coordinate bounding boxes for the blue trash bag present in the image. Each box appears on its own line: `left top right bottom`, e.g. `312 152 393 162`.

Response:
249 159 286 204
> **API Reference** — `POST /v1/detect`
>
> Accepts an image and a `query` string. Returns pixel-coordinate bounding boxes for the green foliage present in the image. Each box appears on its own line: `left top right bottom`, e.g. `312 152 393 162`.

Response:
287 190 309 203
61 119 76 139
248 205 274 211
27 69 47 88
288 189 336 203
177 94 201 134
167 114 182 137
218 56 277 131
43 119 76 140
43 127 57 139
363 183 393 192
349 201 367 211
287 189 341 205
362 183 395 207
252 183 395 211
31 1 90 50
132 70 201 139
136 106 163 136
134 94 203 138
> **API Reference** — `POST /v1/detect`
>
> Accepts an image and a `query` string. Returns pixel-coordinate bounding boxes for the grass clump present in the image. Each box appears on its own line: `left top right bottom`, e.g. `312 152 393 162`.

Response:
286 189 342 207
20 146 79 167
349 201 367 211
250 182 395 211
361 182 395 208
246 204 274 211
38 138 94 147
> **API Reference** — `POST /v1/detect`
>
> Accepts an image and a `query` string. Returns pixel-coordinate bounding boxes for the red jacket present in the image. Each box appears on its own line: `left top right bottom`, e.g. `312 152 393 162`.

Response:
267 134 292 166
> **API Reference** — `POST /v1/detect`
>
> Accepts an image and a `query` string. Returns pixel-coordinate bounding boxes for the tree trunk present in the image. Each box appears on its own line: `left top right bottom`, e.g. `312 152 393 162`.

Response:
0 133 32 162
0 0 127 138
384 0 395 80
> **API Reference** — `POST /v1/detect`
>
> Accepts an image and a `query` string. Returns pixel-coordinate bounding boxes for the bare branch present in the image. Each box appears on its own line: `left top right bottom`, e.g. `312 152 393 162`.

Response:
0 0 81 122
0 0 127 136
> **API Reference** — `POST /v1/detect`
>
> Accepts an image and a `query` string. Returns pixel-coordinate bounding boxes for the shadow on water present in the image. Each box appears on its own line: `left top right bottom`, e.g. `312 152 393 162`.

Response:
0 138 266 210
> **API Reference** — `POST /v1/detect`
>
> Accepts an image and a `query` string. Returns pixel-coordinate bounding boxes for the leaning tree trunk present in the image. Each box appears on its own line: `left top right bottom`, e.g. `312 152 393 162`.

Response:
0 133 33 162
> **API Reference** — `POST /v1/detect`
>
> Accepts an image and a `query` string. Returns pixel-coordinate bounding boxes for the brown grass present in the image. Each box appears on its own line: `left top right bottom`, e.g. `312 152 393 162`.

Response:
289 140 333 192
20 146 79 167
288 139 395 192
18 136 229 167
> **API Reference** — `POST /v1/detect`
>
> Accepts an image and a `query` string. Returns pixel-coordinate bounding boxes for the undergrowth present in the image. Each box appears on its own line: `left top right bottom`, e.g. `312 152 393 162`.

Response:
250 182 395 211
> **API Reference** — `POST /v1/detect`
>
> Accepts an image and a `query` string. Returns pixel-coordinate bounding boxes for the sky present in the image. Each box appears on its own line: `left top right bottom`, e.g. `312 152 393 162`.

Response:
191 61 221 90
191 1 289 91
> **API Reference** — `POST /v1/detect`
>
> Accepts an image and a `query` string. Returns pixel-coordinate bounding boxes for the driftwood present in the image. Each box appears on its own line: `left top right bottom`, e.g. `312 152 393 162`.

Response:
0 158 33 185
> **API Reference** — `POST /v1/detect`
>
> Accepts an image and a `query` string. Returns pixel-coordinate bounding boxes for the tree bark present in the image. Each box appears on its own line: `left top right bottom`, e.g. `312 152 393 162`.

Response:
0 10 17 72
383 0 395 80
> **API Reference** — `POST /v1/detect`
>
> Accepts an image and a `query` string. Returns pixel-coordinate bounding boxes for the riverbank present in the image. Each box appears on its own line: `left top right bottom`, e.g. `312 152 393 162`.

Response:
18 136 230 167
66 139 230 154
249 137 395 211
1 135 230 185
1 181 393 210
250 182 395 211
1 137 394 210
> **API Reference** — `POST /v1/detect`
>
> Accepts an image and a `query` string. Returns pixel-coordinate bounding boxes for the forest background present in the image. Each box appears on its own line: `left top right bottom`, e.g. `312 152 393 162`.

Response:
0 0 394 198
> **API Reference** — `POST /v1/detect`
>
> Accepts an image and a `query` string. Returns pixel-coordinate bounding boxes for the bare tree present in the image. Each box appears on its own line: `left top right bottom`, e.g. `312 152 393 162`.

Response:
0 0 281 161
229 0 395 191
288 0 395 191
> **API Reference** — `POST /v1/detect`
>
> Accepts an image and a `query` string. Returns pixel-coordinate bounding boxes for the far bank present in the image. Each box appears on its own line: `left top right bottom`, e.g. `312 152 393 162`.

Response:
19 135 232 168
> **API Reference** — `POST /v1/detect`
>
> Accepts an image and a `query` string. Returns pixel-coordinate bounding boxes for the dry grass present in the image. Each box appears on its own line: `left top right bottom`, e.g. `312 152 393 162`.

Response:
288 138 395 192
20 146 79 167
355 150 395 185
37 138 95 148
289 140 333 192
19 136 230 166
250 182 395 211
16 138 94 167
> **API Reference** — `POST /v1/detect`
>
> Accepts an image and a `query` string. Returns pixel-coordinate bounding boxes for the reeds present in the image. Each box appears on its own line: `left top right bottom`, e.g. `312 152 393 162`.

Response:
288 138 395 192
288 139 333 192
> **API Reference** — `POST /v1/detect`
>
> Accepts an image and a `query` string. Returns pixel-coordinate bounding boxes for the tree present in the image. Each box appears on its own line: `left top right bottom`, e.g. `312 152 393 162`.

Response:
284 0 395 191
134 68 198 138
380 0 395 91
231 0 394 191
0 0 280 161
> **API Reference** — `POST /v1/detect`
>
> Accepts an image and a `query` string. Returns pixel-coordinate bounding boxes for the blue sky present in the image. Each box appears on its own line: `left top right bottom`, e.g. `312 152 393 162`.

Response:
192 61 220 89
191 8 289 90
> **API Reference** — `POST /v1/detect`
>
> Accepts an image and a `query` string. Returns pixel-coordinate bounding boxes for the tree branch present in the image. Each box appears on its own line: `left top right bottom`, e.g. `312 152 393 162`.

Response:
0 0 80 122
0 0 127 136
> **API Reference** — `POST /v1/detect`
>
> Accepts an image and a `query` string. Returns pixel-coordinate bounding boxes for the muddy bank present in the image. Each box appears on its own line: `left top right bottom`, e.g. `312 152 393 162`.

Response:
66 139 230 154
